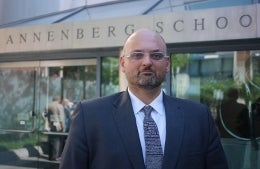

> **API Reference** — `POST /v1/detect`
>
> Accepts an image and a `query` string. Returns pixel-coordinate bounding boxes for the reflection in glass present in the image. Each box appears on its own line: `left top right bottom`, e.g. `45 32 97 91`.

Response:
170 51 260 139
170 51 260 168
218 87 250 138
101 57 119 96
39 64 97 131
0 67 35 130
62 65 97 101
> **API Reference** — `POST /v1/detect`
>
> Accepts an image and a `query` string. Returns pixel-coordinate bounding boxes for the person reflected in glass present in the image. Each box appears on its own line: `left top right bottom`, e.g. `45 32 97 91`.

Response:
217 88 250 138
252 97 260 138
47 96 65 161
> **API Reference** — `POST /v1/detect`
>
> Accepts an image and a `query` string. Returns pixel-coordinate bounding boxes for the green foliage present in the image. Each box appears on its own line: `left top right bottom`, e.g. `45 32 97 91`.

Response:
246 75 260 101
201 79 234 103
170 53 188 69
101 57 119 85
0 133 41 151
200 78 259 105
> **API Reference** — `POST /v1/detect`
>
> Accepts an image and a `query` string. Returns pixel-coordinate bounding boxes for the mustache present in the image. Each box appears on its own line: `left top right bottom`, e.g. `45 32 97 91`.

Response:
140 65 153 72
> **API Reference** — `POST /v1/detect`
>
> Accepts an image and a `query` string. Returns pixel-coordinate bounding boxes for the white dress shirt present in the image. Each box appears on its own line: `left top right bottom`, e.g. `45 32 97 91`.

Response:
128 89 166 161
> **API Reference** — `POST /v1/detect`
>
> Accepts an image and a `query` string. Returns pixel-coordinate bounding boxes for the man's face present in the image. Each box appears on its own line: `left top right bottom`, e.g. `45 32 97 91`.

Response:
120 30 170 90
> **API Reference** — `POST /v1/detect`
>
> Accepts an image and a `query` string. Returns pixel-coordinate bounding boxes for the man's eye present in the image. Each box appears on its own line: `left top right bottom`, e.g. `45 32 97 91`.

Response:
131 52 144 59
150 53 164 60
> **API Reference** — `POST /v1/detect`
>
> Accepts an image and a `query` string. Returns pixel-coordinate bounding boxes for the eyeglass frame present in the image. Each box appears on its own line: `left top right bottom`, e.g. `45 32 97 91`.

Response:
123 50 169 61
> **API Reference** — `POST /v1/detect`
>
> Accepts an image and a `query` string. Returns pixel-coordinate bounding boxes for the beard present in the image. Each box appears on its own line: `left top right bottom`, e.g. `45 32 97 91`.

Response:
135 71 166 90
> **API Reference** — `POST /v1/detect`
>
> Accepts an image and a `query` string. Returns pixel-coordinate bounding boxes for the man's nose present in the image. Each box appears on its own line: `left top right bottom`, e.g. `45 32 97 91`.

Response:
142 53 153 64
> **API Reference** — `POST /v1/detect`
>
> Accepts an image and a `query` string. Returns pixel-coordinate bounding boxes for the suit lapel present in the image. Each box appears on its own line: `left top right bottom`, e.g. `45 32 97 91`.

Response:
162 95 184 169
112 91 145 169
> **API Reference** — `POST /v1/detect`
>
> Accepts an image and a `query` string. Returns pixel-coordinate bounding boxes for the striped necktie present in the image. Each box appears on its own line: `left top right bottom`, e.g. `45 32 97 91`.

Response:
143 105 163 169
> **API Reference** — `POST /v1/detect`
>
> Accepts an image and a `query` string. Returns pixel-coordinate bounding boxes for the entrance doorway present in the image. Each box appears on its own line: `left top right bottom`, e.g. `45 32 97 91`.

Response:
0 59 97 169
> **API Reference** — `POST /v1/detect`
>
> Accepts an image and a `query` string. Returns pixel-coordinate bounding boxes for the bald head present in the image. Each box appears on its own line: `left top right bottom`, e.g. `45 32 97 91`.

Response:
122 29 167 56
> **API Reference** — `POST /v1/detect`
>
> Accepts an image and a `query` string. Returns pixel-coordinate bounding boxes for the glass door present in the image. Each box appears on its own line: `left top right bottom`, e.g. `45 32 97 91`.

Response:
0 61 47 169
170 50 260 169
0 58 97 169
0 63 37 132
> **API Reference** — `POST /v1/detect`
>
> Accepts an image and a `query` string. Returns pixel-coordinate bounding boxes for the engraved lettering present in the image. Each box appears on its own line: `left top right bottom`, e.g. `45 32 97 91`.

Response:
216 17 228 29
240 14 252 27
48 31 54 41
194 18 205 30
173 20 184 32
155 21 164 33
61 30 69 40
92 27 100 38
108 26 116 37
125 24 135 35
6 35 14 44
77 28 84 39
33 32 41 42
0 7 257 54
19 33 27 43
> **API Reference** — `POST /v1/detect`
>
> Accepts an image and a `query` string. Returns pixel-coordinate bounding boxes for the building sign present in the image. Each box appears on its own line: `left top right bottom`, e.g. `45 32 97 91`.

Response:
0 4 259 54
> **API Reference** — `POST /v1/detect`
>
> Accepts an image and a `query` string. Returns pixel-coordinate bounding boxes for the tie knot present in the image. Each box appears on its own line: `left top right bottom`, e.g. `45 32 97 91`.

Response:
143 105 153 117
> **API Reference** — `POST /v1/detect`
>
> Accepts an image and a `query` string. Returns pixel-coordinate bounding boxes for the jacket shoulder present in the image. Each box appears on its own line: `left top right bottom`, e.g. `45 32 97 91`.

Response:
79 91 126 109
164 95 207 109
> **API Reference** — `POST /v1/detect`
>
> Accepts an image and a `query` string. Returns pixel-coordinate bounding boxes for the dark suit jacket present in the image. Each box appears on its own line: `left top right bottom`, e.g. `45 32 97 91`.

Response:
59 91 228 169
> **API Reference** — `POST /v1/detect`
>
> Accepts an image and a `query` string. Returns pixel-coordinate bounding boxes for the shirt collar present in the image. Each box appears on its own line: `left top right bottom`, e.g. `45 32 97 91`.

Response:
128 88 164 116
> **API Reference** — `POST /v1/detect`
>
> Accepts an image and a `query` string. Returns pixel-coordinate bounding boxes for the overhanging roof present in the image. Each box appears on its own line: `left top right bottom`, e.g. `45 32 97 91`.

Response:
0 0 167 28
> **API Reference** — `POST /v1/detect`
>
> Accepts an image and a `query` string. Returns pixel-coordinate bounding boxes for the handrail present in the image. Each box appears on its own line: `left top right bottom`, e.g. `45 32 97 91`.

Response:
42 131 69 136
0 115 37 134
0 128 36 133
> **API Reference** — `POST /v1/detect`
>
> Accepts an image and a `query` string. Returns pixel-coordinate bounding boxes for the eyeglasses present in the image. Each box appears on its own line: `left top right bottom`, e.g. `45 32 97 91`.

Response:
124 51 168 61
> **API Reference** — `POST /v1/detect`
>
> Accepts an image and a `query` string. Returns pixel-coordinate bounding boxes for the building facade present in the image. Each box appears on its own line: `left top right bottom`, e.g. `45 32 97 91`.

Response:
0 0 259 168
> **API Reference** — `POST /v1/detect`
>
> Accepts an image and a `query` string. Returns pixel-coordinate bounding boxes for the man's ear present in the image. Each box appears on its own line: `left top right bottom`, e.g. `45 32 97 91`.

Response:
119 56 125 72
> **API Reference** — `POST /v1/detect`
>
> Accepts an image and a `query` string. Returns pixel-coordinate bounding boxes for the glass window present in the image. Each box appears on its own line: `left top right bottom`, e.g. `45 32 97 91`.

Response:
0 67 36 130
62 65 97 101
0 59 97 169
171 50 260 168
187 0 255 10
101 56 119 96
171 51 260 137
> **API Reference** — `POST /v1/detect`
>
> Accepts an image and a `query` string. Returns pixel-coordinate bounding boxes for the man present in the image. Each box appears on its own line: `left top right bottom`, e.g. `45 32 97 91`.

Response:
59 29 228 169
47 96 65 161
